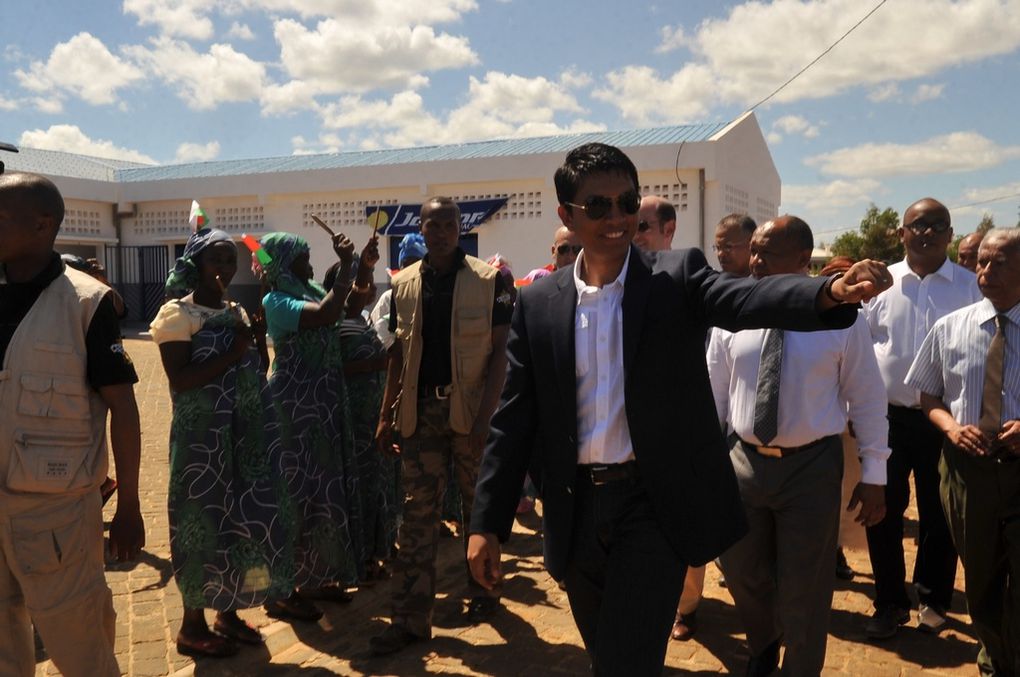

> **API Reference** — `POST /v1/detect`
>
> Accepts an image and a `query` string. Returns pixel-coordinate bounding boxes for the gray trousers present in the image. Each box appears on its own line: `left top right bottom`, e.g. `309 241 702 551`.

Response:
719 434 843 677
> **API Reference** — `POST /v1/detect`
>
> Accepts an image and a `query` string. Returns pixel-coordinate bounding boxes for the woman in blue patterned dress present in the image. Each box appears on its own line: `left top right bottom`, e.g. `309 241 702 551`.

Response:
259 231 378 618
150 228 295 658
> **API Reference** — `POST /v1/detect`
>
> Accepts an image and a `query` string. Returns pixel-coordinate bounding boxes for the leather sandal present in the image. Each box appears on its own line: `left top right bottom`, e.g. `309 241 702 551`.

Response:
175 632 239 658
671 611 698 641
264 595 323 622
213 616 263 645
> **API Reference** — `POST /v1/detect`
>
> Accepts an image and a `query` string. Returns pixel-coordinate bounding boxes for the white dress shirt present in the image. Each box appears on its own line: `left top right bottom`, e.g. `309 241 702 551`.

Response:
907 299 1020 427
574 250 634 465
707 314 891 484
862 258 980 408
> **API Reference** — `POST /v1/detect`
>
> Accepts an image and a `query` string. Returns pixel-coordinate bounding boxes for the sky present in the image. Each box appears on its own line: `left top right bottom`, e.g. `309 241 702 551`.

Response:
2 0 1019 243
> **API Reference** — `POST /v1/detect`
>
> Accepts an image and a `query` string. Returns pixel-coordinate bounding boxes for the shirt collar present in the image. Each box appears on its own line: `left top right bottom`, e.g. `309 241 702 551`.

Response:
976 297 1020 328
898 256 956 282
573 248 631 299
420 247 466 276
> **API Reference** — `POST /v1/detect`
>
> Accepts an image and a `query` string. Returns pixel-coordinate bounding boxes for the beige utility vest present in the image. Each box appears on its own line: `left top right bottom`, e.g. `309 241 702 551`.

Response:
392 256 496 437
0 267 111 499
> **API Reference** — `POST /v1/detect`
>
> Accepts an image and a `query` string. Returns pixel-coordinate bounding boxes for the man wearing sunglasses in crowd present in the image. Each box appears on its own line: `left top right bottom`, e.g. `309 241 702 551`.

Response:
467 142 895 675
860 197 981 640
551 225 583 271
633 195 677 253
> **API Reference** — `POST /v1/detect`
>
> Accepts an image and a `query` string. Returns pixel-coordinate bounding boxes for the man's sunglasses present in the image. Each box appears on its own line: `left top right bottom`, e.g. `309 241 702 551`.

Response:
905 218 951 234
556 244 583 256
563 191 641 220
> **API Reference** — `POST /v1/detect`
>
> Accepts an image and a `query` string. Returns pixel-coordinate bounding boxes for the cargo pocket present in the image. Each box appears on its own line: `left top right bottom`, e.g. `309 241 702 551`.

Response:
7 429 95 494
17 375 53 418
50 379 91 420
11 506 88 576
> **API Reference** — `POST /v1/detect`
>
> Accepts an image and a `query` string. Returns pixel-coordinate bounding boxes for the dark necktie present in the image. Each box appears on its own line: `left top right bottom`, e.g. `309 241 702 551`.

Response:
753 328 784 445
979 314 1006 440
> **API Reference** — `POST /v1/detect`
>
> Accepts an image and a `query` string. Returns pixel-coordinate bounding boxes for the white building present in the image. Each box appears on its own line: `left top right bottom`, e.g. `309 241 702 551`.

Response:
4 111 779 320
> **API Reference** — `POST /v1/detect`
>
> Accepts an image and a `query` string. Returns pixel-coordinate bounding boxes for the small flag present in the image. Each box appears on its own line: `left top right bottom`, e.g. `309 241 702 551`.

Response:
189 200 208 231
242 233 272 266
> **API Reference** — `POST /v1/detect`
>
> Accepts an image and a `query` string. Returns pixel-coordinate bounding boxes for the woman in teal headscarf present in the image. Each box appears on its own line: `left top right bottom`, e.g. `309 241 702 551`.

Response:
151 228 295 657
259 230 375 619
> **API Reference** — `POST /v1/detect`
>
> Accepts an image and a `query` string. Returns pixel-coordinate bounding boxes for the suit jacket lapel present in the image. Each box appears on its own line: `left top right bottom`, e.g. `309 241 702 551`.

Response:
549 272 578 440
622 247 652 377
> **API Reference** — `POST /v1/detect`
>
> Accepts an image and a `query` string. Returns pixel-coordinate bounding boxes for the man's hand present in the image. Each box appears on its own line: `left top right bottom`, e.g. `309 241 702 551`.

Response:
996 420 1020 457
467 533 503 591
109 500 145 562
375 417 400 457
360 235 380 270
946 423 991 456
332 232 355 265
468 417 490 455
847 482 886 527
830 259 893 304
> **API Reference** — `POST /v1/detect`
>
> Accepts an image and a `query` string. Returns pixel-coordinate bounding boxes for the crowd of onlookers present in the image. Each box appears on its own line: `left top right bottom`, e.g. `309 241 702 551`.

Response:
0 142 1017 677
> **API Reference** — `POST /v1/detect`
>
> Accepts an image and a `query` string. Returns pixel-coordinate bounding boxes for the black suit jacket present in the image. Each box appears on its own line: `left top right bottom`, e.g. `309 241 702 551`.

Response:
470 246 857 580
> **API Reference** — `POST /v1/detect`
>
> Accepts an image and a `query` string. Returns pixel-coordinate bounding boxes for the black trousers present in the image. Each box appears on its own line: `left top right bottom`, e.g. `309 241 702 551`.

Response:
562 472 686 676
865 405 958 610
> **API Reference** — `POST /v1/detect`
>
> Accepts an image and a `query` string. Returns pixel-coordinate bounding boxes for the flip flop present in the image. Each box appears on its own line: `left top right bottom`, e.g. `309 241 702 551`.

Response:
213 617 263 646
175 632 239 658
264 596 323 622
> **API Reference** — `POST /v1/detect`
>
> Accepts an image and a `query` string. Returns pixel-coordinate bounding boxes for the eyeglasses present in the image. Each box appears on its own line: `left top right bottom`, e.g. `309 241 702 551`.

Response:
563 191 641 220
712 242 749 254
905 218 951 234
556 244 583 256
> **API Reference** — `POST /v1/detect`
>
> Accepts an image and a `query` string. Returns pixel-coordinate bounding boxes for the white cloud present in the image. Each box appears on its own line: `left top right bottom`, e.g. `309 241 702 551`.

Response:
291 132 343 154
318 71 605 148
126 38 265 110
806 131 1020 178
911 83 945 103
32 97 64 114
656 25 687 53
15 33 143 106
768 114 821 144
18 124 156 164
226 22 255 40
122 0 215 40
558 68 593 90
259 80 322 115
781 178 882 213
273 17 476 94
867 83 901 102
0 95 19 111
599 0 1020 121
243 0 477 25
174 140 221 163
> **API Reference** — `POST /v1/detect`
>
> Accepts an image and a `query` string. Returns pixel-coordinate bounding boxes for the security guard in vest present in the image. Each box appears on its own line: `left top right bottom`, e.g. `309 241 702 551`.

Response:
371 196 512 655
0 172 144 677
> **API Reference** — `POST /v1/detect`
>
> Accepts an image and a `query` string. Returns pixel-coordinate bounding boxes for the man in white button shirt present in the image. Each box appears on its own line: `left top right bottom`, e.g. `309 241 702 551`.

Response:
862 198 981 638
906 228 1020 676
710 216 889 676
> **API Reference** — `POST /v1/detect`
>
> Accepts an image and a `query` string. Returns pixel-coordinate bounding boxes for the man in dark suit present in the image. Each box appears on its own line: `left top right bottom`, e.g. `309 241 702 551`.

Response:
466 143 892 675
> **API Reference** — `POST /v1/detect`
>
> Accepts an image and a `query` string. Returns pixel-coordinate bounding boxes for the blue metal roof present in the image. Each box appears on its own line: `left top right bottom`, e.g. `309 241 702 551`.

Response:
115 122 729 182
3 122 730 184
2 147 152 182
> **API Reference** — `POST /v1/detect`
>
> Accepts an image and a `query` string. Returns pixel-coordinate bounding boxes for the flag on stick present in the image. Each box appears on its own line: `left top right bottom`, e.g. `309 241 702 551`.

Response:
189 200 208 231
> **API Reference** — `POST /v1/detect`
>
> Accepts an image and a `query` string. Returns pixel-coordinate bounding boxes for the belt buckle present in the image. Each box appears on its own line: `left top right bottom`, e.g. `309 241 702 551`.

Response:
434 385 450 400
589 465 609 485
756 445 783 458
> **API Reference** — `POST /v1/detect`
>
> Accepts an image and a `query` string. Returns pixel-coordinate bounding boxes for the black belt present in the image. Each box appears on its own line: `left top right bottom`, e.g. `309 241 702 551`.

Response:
577 462 639 485
417 384 452 400
739 435 834 459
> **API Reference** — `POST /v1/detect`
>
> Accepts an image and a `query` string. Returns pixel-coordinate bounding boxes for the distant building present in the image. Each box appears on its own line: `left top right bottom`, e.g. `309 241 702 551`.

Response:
6 111 780 321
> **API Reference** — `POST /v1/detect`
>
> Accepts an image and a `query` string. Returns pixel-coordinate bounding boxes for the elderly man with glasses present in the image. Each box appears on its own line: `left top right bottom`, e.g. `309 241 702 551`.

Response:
712 214 757 276
633 195 677 253
861 197 982 639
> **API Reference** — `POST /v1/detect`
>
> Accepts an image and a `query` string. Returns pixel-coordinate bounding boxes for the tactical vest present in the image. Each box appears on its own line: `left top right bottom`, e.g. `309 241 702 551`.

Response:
391 256 496 436
0 267 111 499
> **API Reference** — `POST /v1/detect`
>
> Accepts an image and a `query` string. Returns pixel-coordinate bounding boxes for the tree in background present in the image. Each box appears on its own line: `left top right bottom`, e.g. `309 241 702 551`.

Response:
830 204 903 263
948 213 994 262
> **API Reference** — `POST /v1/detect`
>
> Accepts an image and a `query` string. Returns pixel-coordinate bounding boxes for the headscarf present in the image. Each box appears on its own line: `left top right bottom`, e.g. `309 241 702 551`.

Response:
486 253 515 287
164 228 233 296
398 233 427 268
516 267 552 287
259 232 326 301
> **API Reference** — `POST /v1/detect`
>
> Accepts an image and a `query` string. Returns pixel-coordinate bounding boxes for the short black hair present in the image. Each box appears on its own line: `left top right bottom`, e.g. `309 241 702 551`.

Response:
718 213 757 236
655 200 677 226
421 196 460 222
554 143 640 206
0 171 65 229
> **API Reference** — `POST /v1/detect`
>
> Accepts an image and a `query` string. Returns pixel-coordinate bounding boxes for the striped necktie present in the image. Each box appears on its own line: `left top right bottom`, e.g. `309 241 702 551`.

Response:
753 328 784 445
979 314 1006 440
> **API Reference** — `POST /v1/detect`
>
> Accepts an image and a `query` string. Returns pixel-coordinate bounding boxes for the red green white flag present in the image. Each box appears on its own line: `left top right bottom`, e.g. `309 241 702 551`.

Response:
189 200 208 231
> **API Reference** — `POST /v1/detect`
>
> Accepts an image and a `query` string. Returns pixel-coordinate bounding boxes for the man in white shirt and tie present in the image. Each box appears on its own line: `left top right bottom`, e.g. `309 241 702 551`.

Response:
861 197 981 638
906 228 1020 676
709 215 890 676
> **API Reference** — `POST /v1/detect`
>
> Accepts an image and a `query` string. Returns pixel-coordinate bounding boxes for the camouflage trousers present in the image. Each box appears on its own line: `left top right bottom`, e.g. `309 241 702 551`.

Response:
391 394 496 636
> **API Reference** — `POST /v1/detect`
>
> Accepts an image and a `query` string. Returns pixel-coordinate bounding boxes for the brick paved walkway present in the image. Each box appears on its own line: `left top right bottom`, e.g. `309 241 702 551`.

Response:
35 334 981 676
